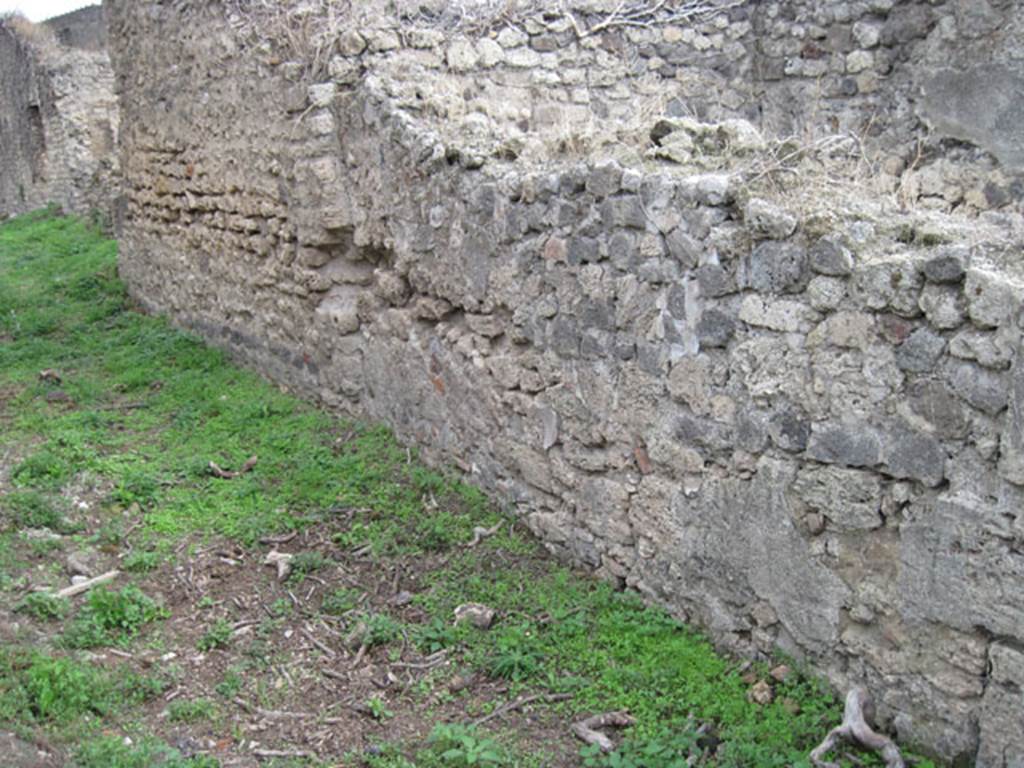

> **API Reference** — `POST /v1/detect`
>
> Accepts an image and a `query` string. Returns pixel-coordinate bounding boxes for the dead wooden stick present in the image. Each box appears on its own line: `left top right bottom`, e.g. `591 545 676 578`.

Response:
259 531 297 545
810 688 905 768
251 753 311 765
54 569 120 598
571 711 636 752
209 455 258 479
468 522 502 547
470 692 572 727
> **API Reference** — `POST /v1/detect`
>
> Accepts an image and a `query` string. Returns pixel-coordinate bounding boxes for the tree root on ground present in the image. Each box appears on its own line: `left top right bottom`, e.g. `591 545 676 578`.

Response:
209 455 258 479
810 687 905 768
571 711 636 752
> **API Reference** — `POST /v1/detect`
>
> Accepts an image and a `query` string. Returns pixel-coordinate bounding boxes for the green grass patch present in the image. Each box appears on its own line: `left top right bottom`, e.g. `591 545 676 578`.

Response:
75 735 221 768
0 648 163 726
14 592 70 621
62 585 168 649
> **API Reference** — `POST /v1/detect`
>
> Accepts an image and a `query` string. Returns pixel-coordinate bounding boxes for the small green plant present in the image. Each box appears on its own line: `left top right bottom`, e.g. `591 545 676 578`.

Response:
63 585 168 648
321 586 362 616
287 551 332 583
414 617 460 653
24 656 106 722
11 448 70 489
426 724 508 767
364 744 417 768
197 619 233 652
414 511 460 552
269 597 293 617
356 612 402 648
581 727 700 768
484 628 542 682
2 491 68 531
92 518 125 547
15 592 69 621
168 697 217 723
76 735 221 768
215 666 244 699
1 649 162 726
364 696 394 721
123 550 161 572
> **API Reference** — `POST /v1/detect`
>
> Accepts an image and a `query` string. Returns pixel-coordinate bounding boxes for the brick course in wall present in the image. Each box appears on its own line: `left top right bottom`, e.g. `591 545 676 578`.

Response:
106 1 1024 763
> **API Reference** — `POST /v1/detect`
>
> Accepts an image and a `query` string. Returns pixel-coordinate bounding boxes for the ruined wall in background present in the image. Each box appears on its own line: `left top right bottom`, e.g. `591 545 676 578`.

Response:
0 7 118 219
107 1 1024 764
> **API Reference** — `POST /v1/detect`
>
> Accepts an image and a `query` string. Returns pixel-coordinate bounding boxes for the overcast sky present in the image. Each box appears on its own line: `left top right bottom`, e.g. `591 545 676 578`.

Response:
0 0 96 22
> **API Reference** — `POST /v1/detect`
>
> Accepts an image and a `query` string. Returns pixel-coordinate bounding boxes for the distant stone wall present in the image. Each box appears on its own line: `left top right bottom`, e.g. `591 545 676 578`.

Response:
107 1 1024 764
359 0 1024 213
45 5 108 52
0 8 118 219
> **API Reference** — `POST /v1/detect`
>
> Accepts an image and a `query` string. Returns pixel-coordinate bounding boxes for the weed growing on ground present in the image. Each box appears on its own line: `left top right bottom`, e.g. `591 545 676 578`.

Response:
287 550 333 582
2 490 71 531
167 697 218 724
321 586 363 616
62 585 167 648
364 696 394 721
425 724 509 767
0 648 162 725
14 592 70 621
197 618 234 651
122 549 162 572
75 735 221 768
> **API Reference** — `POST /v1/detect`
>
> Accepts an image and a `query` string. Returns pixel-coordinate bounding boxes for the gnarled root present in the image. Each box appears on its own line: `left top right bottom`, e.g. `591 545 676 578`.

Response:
571 711 636 752
810 687 905 768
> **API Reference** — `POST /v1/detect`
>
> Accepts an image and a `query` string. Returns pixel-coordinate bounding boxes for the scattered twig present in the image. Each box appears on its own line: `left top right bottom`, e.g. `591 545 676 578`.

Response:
257 707 309 720
809 688 906 768
253 749 315 759
303 628 337 658
470 692 573 727
209 455 258 479
391 649 448 670
233 697 255 713
54 569 119 598
351 641 369 668
571 710 636 752
468 522 502 547
259 531 298 545
569 0 746 38
351 543 373 558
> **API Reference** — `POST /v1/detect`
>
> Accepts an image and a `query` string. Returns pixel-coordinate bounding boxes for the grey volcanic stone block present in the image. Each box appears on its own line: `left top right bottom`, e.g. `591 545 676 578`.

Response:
907 380 968 439
895 328 946 372
696 308 736 348
792 465 882 530
922 249 967 284
746 241 808 294
808 236 853 276
948 361 1009 416
881 423 946 487
807 422 881 468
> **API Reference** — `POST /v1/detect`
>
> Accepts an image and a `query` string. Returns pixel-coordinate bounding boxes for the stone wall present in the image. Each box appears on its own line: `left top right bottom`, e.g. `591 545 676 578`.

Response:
107 1 1024 764
0 7 118 219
